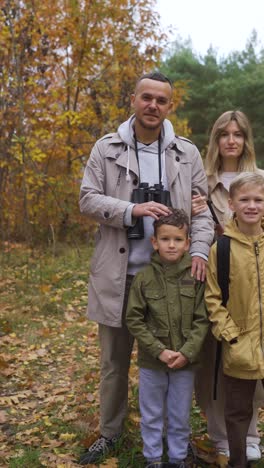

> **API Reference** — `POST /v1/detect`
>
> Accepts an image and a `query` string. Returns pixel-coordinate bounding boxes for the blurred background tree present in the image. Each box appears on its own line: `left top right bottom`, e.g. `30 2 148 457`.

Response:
1 1 264 245
160 31 264 164
1 0 188 243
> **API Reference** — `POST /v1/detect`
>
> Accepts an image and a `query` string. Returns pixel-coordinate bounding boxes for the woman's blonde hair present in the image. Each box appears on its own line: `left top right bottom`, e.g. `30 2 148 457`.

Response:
205 110 257 176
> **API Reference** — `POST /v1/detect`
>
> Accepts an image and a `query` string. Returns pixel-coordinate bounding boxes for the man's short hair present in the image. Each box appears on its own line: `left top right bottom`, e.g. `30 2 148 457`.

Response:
229 172 264 199
136 72 173 89
153 208 189 237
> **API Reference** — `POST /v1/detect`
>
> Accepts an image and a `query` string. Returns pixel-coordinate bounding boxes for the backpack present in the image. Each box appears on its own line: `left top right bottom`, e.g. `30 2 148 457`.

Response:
213 235 230 399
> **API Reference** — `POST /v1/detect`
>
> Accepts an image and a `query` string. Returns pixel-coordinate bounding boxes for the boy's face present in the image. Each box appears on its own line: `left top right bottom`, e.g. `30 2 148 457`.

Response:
229 184 264 229
151 224 190 264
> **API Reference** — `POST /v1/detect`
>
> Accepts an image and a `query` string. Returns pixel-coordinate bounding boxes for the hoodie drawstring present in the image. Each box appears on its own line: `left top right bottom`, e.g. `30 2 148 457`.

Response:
126 146 131 182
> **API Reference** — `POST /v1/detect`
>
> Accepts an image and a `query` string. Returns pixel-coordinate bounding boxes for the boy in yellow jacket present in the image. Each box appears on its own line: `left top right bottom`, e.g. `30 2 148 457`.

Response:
205 172 264 467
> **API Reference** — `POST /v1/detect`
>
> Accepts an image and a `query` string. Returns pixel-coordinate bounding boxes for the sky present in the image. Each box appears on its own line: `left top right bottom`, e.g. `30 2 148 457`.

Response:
156 0 264 58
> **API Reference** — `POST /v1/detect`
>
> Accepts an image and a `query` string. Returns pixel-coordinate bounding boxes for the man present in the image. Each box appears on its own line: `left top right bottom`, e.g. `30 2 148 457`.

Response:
78 72 214 465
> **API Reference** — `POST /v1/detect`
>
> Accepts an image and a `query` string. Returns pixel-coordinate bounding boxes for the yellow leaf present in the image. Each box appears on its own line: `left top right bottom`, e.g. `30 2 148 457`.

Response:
43 416 52 426
59 433 77 441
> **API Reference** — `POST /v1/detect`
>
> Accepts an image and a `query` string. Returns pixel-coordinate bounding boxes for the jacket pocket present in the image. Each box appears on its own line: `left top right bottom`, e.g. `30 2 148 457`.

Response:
180 287 195 337
223 333 258 372
144 289 167 316
148 326 169 338
147 324 170 348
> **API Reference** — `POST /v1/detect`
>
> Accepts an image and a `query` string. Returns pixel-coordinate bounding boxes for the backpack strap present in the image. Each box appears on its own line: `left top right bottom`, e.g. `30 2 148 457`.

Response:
217 235 230 307
213 235 230 399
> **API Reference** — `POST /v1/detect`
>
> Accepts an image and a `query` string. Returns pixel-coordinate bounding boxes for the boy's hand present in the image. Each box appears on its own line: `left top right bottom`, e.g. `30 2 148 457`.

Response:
158 350 189 369
167 351 189 369
158 349 178 365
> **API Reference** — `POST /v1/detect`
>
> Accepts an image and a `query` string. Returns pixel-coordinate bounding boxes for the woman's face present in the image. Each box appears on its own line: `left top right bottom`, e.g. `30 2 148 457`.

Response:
218 120 245 163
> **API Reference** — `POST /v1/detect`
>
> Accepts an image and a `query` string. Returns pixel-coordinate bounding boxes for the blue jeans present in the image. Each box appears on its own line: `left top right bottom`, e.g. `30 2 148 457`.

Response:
139 367 194 462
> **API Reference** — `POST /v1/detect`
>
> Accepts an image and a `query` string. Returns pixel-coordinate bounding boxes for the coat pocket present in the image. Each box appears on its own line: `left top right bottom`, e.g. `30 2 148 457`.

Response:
223 333 258 372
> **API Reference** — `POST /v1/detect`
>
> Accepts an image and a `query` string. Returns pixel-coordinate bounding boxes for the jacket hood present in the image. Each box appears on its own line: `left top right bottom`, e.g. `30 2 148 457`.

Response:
150 250 192 276
224 218 264 245
117 115 175 151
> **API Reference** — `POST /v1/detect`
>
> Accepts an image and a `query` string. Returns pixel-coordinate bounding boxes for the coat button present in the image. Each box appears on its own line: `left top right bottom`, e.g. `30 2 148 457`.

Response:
133 178 138 186
104 211 110 218
175 156 180 162
119 247 126 253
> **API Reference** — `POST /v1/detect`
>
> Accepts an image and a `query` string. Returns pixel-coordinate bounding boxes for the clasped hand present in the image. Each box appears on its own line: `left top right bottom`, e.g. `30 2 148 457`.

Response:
158 349 188 369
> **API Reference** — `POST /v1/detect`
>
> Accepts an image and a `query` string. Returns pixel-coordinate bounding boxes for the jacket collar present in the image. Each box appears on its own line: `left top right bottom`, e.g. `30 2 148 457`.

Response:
151 250 192 275
207 172 224 194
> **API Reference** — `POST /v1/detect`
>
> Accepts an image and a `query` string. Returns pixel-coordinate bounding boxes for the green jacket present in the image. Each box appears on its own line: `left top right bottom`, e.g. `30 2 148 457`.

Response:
126 251 209 371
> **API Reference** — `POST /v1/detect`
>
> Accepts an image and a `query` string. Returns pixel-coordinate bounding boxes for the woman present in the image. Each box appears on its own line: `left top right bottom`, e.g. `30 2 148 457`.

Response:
193 110 264 463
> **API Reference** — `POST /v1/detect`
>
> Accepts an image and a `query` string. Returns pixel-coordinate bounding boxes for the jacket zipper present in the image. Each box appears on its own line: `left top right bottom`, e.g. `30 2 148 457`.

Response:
254 241 263 355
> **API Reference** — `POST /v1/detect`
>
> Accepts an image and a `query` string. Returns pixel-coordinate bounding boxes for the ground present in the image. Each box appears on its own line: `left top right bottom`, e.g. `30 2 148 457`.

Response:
0 243 263 467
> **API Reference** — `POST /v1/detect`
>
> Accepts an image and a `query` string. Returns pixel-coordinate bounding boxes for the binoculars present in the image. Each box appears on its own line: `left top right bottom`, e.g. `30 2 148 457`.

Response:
127 183 171 240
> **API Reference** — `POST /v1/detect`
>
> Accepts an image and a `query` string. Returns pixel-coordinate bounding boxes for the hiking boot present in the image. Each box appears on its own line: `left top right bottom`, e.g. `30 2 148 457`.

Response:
78 435 119 465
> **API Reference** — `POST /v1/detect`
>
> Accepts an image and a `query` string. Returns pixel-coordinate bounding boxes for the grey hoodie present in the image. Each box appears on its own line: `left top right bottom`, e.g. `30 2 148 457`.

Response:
118 115 175 275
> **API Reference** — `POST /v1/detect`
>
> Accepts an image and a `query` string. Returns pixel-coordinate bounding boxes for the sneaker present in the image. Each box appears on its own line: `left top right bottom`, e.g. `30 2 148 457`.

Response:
218 448 230 457
246 443 261 461
78 435 119 465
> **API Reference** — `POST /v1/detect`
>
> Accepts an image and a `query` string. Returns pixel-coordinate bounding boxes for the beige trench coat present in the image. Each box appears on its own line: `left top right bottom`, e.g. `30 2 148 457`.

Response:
80 130 214 327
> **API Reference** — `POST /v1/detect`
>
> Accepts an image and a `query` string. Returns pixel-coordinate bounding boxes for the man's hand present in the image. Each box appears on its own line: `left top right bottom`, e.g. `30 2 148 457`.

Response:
167 351 189 369
191 256 207 282
132 201 171 220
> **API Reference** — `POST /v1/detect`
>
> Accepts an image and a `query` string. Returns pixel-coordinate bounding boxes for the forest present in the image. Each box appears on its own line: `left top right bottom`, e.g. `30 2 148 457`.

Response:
1 2 264 467
1 0 264 244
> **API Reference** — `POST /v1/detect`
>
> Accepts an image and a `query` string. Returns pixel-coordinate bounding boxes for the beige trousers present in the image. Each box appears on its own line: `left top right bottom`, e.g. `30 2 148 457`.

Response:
98 275 134 438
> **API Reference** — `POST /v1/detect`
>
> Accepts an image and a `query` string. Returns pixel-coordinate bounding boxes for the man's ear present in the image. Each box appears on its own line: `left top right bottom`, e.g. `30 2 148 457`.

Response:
130 93 135 109
151 236 159 251
168 100 173 114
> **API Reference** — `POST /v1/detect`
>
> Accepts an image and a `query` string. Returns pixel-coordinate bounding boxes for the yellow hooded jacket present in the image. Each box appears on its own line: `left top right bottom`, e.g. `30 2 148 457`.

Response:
205 218 264 379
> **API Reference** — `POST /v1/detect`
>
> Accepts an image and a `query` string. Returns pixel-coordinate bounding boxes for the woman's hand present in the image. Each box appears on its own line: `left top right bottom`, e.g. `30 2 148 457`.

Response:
191 194 207 216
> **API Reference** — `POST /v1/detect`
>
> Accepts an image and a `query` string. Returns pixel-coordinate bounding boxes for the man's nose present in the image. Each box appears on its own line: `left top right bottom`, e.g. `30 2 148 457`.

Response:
149 99 158 108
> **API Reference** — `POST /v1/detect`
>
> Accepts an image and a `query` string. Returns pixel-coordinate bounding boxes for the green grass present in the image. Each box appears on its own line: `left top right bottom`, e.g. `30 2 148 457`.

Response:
8 448 43 468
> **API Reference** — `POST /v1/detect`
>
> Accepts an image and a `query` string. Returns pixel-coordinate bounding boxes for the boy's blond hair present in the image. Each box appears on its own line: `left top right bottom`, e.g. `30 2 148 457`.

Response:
229 172 264 199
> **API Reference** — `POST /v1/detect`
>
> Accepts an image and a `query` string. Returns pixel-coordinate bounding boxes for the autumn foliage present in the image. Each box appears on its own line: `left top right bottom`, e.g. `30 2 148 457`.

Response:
0 0 188 244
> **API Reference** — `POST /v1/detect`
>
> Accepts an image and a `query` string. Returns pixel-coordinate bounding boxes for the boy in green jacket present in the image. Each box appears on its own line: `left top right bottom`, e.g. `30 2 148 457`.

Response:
126 209 208 468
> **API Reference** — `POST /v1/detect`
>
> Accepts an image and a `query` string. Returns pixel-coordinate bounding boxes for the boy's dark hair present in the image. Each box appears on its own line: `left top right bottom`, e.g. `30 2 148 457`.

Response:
153 208 189 237
136 71 173 89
